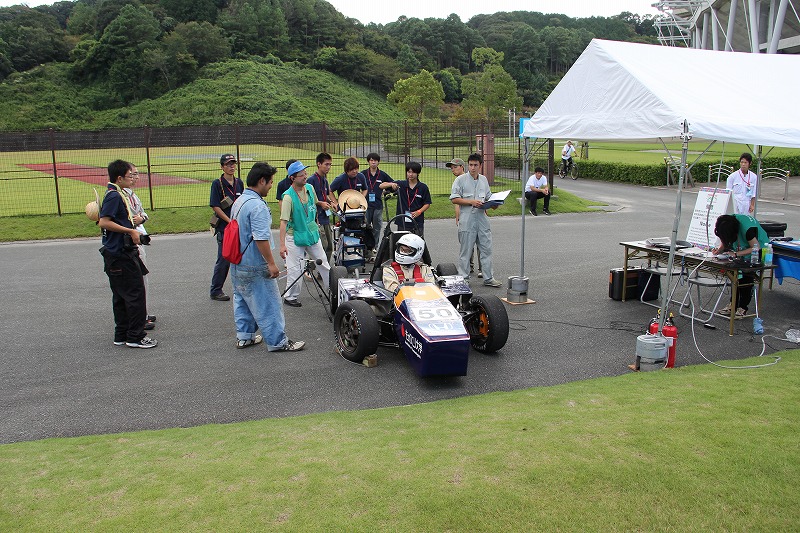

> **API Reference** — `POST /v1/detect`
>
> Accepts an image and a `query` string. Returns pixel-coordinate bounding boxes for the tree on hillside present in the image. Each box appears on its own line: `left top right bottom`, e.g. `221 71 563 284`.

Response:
219 0 290 58
396 44 420 73
71 4 163 103
165 21 231 67
66 2 97 36
434 68 460 102
471 47 504 69
460 63 522 123
387 69 444 145
0 7 70 73
160 0 217 24
0 37 12 82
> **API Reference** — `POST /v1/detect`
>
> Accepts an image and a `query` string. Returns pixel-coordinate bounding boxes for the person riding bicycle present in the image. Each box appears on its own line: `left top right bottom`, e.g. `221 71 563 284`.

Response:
561 140 576 175
382 233 435 293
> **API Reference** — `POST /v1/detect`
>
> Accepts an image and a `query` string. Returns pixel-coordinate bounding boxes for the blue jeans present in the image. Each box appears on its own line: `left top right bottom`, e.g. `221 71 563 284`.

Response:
231 263 289 351
210 231 230 296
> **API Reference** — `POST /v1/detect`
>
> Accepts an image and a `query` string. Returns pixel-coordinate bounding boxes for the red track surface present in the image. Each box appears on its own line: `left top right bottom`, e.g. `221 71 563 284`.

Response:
22 163 201 186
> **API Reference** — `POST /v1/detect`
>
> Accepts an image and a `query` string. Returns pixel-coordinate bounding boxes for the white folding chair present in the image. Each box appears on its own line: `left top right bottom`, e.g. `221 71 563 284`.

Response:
679 275 729 322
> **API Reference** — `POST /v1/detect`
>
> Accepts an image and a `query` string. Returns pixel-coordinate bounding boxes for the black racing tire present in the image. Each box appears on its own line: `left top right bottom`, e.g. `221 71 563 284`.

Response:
329 265 349 314
334 300 380 363
570 162 579 180
466 295 509 353
436 262 459 276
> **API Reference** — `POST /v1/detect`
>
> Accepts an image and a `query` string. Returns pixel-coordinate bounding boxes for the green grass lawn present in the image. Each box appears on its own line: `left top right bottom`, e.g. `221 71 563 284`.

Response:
1 350 797 530
0 188 600 242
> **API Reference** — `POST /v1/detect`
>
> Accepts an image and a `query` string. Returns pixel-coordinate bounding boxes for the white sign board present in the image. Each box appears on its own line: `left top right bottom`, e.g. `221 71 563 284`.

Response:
685 187 731 249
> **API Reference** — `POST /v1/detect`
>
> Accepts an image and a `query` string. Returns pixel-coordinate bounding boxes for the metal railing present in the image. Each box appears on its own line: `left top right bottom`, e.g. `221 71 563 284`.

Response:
0 120 521 217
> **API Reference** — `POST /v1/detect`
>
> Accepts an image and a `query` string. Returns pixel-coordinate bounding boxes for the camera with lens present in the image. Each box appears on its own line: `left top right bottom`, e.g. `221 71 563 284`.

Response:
124 233 151 250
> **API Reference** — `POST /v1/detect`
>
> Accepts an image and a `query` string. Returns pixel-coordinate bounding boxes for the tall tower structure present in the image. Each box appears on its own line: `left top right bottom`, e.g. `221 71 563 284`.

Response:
654 0 800 53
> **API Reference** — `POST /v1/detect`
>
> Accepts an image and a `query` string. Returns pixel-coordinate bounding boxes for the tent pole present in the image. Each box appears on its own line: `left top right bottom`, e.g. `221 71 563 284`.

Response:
521 137 529 278
754 144 762 216
658 120 691 332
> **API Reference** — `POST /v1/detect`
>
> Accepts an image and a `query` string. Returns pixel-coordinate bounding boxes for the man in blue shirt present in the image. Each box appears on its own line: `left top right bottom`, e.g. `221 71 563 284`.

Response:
360 152 393 258
306 152 335 260
386 161 432 237
98 159 157 349
229 162 305 352
330 157 368 198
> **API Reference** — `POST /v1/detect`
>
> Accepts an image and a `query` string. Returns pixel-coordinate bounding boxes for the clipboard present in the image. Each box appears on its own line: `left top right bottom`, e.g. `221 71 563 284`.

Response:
478 189 511 210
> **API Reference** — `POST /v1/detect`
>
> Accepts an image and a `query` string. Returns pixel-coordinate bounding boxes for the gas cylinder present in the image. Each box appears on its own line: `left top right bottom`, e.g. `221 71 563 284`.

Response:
662 314 678 368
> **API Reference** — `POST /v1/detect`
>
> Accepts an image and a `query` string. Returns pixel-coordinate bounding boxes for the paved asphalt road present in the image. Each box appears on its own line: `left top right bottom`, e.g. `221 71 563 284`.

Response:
2 179 798 443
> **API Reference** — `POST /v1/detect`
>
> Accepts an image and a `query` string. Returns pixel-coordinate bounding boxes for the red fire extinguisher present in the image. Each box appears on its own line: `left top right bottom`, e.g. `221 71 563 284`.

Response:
662 314 678 368
647 310 660 335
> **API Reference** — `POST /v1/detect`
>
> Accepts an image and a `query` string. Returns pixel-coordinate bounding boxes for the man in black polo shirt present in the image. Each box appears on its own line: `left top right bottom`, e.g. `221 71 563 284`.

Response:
209 153 244 301
98 160 157 349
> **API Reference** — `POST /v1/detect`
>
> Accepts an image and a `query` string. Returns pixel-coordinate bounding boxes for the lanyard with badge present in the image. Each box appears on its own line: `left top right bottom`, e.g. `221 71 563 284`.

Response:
365 170 378 204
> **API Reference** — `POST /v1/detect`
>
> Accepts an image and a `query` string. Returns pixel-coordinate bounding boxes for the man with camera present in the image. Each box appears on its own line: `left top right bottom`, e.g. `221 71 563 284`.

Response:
124 165 156 330
209 153 244 301
98 160 157 349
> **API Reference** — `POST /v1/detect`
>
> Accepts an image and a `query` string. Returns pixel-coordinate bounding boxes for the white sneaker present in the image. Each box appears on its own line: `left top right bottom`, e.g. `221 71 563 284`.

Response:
279 339 305 351
126 336 158 349
237 334 263 349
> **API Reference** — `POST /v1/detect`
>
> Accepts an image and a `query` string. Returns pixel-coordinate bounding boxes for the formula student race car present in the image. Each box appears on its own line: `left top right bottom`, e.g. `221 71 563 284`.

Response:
330 216 509 377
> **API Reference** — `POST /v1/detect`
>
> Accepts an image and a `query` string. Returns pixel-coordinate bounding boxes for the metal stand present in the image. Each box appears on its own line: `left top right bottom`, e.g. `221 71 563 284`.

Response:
282 259 331 321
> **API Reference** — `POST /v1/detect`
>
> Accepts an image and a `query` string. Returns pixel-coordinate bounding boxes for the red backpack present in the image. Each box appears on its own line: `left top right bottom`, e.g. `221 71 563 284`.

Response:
221 198 255 264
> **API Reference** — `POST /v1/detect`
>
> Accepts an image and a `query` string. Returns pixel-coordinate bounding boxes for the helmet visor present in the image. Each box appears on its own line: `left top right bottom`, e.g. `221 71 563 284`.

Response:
398 244 416 255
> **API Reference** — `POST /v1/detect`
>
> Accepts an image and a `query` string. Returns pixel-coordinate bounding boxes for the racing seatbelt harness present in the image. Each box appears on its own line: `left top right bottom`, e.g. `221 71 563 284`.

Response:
391 262 425 283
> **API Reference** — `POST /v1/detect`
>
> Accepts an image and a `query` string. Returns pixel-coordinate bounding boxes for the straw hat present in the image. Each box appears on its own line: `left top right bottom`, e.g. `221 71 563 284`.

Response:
85 188 101 221
338 189 367 211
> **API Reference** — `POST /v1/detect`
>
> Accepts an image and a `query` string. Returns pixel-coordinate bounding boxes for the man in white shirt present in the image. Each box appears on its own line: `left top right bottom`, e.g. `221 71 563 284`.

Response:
726 153 757 215
525 167 550 216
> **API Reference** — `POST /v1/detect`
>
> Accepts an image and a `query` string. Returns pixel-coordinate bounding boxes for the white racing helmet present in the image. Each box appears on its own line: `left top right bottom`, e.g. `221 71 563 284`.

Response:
394 233 425 265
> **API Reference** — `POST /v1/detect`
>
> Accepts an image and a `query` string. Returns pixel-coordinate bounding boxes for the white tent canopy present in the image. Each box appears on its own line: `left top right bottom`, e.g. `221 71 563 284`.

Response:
523 39 800 148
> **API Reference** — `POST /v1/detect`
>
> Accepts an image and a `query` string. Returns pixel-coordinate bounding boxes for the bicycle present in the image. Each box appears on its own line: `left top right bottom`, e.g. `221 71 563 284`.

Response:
558 158 578 180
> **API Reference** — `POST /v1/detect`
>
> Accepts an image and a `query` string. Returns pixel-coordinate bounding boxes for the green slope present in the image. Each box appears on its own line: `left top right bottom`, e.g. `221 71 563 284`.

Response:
0 60 403 131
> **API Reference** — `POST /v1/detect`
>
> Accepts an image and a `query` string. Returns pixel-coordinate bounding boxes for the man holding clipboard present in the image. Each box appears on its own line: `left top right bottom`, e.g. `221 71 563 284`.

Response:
449 153 503 288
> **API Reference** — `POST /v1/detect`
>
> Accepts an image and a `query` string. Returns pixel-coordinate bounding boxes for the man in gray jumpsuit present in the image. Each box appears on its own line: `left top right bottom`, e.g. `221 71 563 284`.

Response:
449 153 502 287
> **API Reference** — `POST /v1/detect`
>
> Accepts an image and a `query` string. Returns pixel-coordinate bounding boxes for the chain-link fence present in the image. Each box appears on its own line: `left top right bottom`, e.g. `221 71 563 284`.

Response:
0 120 525 217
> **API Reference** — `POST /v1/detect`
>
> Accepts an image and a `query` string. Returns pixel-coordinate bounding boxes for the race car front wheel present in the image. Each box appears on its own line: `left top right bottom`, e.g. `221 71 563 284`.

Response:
329 265 349 314
334 300 380 363
466 295 509 353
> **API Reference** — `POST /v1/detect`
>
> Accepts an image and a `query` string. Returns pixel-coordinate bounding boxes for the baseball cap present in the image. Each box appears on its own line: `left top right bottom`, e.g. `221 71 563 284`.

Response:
446 158 466 168
220 154 237 166
287 160 310 176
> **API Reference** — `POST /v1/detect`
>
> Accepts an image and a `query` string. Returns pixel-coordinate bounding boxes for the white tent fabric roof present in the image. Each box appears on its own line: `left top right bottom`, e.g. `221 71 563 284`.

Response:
523 39 800 148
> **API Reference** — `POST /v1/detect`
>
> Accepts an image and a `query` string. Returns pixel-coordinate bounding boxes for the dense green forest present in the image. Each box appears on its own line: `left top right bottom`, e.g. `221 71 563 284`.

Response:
0 0 658 131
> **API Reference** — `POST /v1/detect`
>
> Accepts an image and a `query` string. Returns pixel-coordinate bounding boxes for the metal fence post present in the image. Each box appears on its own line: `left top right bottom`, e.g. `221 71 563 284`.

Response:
49 128 62 216
144 126 154 211
322 122 327 154
234 124 241 180
403 120 409 164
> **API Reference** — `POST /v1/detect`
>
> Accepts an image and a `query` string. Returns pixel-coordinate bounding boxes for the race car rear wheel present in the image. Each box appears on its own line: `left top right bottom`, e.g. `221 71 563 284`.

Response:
466 295 509 353
334 300 380 363
436 262 459 276
329 266 349 314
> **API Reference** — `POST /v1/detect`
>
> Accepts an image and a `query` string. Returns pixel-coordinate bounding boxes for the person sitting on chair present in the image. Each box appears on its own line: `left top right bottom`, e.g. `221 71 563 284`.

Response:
382 234 435 293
